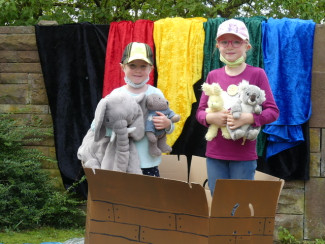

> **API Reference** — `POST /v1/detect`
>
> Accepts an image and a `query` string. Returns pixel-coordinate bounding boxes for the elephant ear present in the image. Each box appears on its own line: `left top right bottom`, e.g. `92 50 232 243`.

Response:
94 98 108 142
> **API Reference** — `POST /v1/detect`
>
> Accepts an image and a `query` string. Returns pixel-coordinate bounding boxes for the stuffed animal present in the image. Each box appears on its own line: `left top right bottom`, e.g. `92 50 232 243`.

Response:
227 80 266 145
77 91 146 174
145 93 180 156
202 82 230 141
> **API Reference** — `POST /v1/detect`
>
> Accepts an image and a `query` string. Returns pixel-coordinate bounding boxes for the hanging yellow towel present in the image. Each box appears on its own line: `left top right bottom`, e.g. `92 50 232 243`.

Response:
154 17 206 148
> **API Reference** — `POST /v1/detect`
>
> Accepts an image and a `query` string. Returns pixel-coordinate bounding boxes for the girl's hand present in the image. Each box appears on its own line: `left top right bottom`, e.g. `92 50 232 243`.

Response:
153 111 171 130
227 112 254 129
206 110 229 127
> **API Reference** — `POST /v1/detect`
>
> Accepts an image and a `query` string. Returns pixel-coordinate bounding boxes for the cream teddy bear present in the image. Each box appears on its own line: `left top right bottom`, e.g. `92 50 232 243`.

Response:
202 82 230 141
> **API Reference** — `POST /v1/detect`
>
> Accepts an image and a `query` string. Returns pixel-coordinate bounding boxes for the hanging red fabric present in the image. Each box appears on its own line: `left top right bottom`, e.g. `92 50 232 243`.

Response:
102 20 155 97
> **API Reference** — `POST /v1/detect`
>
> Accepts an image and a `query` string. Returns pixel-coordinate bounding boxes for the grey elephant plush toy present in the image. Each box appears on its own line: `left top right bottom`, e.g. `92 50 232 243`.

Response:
78 91 145 174
145 93 180 156
227 80 266 145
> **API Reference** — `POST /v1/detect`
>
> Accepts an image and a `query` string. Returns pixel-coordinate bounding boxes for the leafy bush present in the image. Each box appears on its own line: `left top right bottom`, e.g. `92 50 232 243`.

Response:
278 226 299 244
278 226 325 244
0 114 86 231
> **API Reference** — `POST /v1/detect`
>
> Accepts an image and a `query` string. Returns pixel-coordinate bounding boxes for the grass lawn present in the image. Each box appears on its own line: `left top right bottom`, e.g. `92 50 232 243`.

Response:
0 227 84 244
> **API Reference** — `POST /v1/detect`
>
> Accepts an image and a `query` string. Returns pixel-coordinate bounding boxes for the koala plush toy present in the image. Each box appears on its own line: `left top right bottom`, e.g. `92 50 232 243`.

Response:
227 80 266 144
145 93 180 156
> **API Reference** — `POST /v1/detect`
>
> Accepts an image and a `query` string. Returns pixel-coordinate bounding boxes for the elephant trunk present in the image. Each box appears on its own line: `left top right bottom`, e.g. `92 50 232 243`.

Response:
112 120 130 172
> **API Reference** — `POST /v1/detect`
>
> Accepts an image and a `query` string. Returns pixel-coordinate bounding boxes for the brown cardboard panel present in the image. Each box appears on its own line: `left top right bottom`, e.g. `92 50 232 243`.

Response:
89 200 114 221
250 218 266 235
263 217 275 235
209 218 253 236
140 226 208 244
88 232 143 244
84 156 283 244
209 235 256 244
211 180 282 217
114 204 176 230
209 235 241 243
176 214 209 235
209 217 272 236
255 171 282 181
234 236 252 243
84 168 209 217
189 156 209 187
84 191 94 244
251 235 274 244
160 154 188 182
89 220 139 241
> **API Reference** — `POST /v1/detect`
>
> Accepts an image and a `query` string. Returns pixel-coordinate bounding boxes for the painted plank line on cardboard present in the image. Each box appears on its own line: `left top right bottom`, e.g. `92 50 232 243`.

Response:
84 168 209 217
209 235 273 244
89 220 140 241
209 235 252 244
264 217 275 235
176 214 209 235
249 217 266 235
208 235 237 243
114 204 176 230
89 200 114 221
209 218 254 236
140 227 208 244
88 232 144 244
209 217 274 237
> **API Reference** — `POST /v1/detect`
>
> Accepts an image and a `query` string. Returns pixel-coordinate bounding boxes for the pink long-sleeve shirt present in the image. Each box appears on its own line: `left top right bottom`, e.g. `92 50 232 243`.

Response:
196 65 279 161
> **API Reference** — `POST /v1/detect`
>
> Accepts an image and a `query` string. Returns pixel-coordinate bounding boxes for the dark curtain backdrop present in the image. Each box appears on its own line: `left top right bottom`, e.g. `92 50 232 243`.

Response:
257 122 310 180
35 23 109 198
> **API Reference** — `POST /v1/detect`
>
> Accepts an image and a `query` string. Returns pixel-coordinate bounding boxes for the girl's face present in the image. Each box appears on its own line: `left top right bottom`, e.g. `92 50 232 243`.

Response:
122 59 152 84
216 34 251 62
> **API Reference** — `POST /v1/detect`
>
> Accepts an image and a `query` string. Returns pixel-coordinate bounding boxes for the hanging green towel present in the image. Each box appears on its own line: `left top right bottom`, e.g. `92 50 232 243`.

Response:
202 16 267 156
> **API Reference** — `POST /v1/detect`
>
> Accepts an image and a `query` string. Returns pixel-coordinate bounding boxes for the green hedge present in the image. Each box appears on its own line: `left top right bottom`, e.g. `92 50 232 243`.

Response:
0 114 86 231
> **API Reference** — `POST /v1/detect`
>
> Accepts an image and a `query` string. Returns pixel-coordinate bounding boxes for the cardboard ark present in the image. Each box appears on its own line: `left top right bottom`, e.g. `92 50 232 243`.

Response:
84 155 284 244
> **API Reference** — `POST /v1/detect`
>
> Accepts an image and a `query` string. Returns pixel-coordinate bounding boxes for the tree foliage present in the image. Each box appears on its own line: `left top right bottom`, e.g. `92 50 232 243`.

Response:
0 0 324 26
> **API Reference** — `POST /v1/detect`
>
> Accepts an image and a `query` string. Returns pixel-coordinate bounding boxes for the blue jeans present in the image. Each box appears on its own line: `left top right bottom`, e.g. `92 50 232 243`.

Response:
206 157 257 195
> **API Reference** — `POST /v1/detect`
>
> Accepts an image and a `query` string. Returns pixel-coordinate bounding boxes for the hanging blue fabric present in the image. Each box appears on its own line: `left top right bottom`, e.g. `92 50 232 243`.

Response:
262 18 315 159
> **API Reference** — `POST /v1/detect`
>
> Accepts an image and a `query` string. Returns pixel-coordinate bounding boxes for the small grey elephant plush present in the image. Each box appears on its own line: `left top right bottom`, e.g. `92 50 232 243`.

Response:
145 93 180 156
78 91 146 174
227 80 266 145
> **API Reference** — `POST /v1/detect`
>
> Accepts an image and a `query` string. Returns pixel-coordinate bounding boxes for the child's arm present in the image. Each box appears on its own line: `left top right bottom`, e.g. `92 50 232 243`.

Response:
227 112 254 130
152 111 174 133
206 110 229 127
252 70 279 127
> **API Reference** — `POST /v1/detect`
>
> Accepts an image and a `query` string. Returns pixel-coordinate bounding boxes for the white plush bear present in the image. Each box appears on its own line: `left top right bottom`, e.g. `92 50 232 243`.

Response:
202 82 231 141
227 80 266 145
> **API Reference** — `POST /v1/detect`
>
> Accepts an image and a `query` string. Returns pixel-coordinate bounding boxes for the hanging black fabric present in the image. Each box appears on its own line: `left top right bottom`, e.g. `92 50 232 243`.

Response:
257 122 310 180
35 23 109 198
